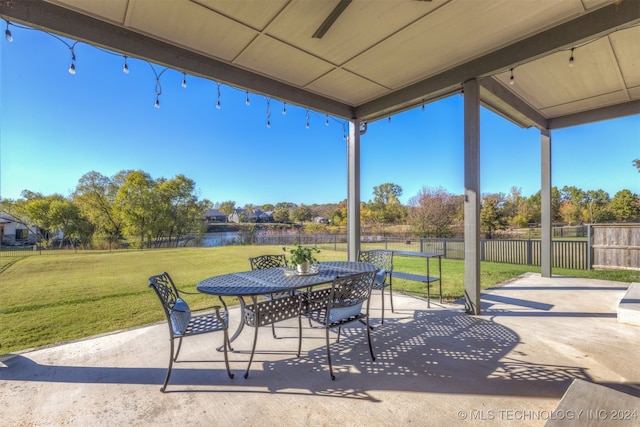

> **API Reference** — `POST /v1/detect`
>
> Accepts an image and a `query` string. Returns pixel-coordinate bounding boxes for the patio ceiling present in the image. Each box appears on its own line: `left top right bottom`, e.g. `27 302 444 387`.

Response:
1 0 638 129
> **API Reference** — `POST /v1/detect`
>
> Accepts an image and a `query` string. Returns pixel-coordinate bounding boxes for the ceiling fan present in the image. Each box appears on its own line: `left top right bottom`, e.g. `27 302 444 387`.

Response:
312 0 432 39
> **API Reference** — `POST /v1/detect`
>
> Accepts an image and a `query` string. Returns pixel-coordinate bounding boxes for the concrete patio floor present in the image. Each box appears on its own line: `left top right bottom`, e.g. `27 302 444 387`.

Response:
1 273 639 426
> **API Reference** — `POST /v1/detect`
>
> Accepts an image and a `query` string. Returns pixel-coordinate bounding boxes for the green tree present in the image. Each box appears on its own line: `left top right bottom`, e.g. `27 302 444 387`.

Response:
609 189 640 221
274 202 296 223
584 189 610 223
218 200 236 216
156 174 204 247
633 159 640 172
114 170 156 248
291 204 313 223
48 198 93 248
527 187 562 224
369 183 405 225
560 185 587 224
73 171 124 247
480 193 507 238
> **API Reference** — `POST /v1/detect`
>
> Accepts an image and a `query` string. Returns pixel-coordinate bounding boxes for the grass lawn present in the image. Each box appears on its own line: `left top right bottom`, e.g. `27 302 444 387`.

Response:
1 245 637 355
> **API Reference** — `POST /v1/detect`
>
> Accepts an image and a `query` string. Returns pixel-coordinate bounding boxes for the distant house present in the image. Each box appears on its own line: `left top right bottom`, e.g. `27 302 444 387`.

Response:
204 209 227 223
314 216 330 224
228 209 275 223
0 212 38 245
228 208 245 223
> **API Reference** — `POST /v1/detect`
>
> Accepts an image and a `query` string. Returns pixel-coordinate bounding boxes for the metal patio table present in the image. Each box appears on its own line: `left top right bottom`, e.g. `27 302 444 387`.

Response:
197 261 378 345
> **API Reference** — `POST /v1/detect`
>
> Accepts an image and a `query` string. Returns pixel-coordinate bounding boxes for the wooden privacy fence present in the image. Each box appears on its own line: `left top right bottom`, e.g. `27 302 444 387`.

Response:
590 224 640 271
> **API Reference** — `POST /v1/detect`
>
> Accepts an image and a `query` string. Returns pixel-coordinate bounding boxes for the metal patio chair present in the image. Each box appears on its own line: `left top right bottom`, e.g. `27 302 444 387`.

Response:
249 254 290 338
242 292 303 379
358 249 394 323
148 272 233 392
306 270 377 380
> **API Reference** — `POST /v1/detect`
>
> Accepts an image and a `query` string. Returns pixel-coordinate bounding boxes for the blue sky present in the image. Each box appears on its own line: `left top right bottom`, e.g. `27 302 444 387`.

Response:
1 25 638 207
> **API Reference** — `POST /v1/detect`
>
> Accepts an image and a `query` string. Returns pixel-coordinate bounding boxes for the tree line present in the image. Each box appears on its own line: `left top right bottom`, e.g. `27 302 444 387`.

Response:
1 169 639 248
1 170 209 249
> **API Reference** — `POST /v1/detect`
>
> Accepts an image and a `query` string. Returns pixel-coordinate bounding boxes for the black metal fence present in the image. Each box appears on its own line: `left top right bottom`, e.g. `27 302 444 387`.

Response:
257 234 590 270
1 233 590 270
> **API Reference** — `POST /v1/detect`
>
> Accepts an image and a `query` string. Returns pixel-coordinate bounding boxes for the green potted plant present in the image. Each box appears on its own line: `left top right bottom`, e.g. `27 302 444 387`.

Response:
283 243 320 274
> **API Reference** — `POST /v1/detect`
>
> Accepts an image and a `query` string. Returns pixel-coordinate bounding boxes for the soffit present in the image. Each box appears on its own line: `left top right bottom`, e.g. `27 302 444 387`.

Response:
1 0 638 128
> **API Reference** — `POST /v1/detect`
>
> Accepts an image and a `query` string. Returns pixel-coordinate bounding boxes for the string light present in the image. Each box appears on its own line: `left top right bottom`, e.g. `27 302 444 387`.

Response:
266 97 271 128
216 83 222 109
342 123 348 141
388 116 391 123
149 64 168 109
4 20 13 42
245 90 250 106
325 114 329 126
181 72 187 88
569 47 575 67
67 42 79 74
421 101 425 112
122 56 129 74
509 68 515 85
305 109 310 129
282 101 287 115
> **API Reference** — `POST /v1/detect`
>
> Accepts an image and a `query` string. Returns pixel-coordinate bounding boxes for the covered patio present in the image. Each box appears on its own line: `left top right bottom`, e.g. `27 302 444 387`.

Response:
2 274 639 425
2 0 639 314
1 2 639 425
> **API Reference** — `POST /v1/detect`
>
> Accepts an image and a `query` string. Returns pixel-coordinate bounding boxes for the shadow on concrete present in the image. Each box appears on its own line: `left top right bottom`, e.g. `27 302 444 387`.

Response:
1 310 591 400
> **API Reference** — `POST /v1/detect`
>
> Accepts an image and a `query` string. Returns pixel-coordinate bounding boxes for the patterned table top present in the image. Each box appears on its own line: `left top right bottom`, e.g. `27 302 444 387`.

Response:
197 261 378 297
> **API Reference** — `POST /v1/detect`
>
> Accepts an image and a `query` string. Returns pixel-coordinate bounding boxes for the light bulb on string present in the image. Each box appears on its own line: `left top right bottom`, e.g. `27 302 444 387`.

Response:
325 115 329 126
245 91 250 106
4 20 13 42
266 97 272 128
509 68 515 85
388 116 391 123
122 56 129 74
149 63 167 109
216 83 222 110
421 101 425 112
181 72 187 88
569 48 575 67
282 102 287 115
68 42 78 75
305 110 310 129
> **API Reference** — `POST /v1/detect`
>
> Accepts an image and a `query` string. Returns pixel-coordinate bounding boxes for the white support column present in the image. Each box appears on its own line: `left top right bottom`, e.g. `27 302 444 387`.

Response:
541 129 552 277
463 79 481 315
347 120 361 261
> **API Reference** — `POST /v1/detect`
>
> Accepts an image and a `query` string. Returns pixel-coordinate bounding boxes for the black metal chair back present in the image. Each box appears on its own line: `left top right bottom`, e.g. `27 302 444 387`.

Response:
309 270 377 380
358 249 394 323
249 254 287 270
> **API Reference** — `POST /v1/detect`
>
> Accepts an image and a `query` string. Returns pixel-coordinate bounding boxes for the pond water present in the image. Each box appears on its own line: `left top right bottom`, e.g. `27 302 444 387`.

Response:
201 232 243 247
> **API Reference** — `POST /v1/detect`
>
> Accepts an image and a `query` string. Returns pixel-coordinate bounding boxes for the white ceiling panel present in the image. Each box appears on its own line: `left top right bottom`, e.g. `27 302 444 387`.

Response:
610 26 640 90
234 35 335 87
343 0 585 89
306 68 389 106
266 0 443 66
126 0 259 62
191 0 288 31
540 90 631 117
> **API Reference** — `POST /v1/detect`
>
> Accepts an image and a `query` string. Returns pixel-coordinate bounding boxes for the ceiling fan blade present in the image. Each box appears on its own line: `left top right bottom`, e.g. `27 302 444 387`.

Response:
312 0 352 39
